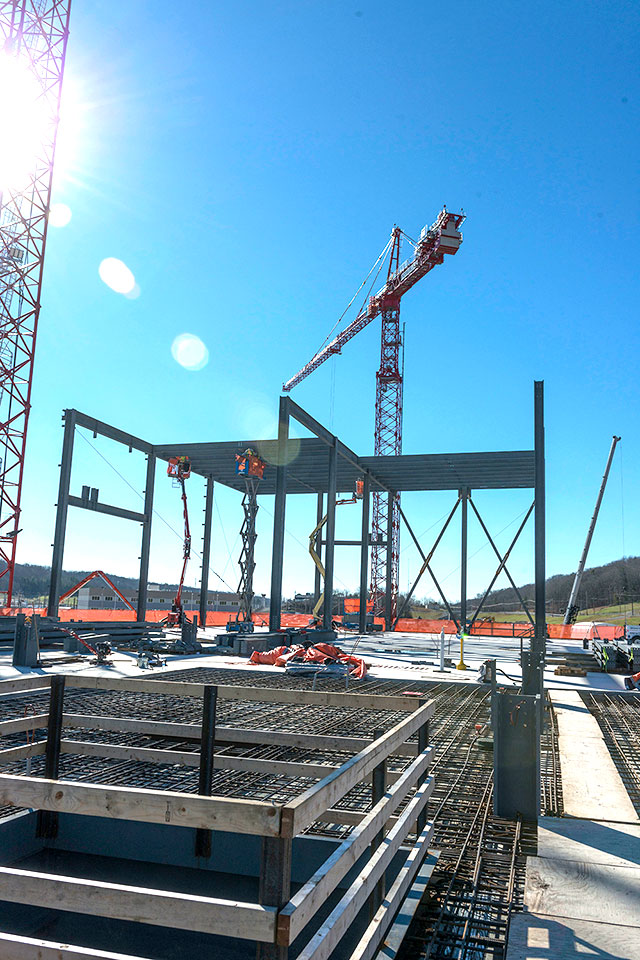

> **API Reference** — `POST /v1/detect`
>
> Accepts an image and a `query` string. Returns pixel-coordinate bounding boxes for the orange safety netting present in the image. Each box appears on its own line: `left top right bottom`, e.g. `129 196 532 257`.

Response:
249 641 368 679
0 609 624 642
343 598 374 613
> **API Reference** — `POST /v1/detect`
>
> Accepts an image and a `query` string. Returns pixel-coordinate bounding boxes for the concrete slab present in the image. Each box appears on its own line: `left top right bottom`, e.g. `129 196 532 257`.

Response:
537 818 640 870
507 912 640 960
551 691 639 822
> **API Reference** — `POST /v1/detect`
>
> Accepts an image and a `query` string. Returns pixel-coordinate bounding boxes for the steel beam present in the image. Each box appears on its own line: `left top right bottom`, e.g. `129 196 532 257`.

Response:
73 410 152 454
137 454 156 622
460 488 469 632
314 493 323 606
67 496 145 524
199 479 214 629
323 439 337 631
385 492 394 630
269 397 290 631
530 380 546 694
359 476 370 633
47 411 76 618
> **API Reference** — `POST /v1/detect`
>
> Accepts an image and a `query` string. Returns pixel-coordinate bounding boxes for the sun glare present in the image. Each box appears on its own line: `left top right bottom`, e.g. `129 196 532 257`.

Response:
0 51 51 193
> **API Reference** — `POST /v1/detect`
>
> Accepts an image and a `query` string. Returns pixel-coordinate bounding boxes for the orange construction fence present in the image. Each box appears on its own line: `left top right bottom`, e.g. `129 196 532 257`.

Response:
0 608 625 642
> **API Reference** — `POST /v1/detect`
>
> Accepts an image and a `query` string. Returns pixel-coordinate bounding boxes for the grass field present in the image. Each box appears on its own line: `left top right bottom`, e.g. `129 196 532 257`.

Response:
411 603 640 625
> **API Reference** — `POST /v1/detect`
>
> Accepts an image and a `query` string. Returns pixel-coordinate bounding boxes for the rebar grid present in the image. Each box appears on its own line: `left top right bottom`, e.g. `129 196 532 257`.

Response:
0 669 564 959
582 691 640 813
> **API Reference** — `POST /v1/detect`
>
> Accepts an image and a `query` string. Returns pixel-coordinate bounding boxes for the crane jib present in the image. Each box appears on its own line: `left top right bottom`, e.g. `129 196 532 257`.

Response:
282 209 464 392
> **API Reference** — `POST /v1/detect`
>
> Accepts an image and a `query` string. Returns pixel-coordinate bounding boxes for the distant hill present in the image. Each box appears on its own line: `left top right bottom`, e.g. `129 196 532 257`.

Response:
482 556 640 615
9 563 176 603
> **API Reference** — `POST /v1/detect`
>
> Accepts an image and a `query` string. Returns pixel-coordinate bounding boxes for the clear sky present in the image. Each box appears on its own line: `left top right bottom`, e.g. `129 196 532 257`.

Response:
14 0 639 606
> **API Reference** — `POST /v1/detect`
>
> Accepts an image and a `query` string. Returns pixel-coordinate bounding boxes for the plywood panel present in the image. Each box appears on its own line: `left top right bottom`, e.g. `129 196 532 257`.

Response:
507 911 639 960
525 857 640 927
537 817 640 870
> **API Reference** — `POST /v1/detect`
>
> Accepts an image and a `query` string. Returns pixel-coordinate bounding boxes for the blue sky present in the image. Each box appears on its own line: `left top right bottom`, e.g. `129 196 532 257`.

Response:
15 0 639 605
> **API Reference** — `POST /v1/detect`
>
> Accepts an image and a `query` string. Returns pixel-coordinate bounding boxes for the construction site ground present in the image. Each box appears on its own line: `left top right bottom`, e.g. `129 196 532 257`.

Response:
1 627 639 959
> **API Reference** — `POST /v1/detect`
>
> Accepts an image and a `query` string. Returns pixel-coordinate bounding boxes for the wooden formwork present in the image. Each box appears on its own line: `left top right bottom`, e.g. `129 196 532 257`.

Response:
0 673 435 960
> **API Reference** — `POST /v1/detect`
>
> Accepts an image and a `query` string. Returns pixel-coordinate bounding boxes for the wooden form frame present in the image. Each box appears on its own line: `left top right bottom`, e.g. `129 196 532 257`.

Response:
0 673 435 960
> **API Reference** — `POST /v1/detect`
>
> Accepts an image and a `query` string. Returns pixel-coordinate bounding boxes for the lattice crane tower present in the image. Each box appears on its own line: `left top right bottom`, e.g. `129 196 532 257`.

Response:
283 208 464 619
0 1 71 605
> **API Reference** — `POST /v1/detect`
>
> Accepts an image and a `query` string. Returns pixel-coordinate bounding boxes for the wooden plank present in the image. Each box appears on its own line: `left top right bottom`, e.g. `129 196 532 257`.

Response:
536 817 640 870
0 740 46 763
0 714 49 735
295 787 434 960
0 774 281 836
59 739 337 780
280 751 434 943
0 865 276 941
62 675 417 711
0 931 154 960
281 701 434 836
62 713 418 757
370 851 440 960
350 830 436 960
507 912 639 960
525 857 640 927
0 675 51 696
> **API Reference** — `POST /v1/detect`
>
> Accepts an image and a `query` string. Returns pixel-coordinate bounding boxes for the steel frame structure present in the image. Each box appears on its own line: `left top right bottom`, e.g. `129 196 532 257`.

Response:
236 476 260 624
46 385 546 708
0 1 71 605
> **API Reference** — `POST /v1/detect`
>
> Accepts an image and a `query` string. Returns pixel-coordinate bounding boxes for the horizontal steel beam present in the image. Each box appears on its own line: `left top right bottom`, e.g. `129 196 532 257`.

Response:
68 496 146 524
69 410 153 454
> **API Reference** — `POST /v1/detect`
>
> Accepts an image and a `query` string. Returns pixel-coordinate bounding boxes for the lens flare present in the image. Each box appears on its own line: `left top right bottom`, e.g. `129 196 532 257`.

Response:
171 333 209 371
99 257 136 295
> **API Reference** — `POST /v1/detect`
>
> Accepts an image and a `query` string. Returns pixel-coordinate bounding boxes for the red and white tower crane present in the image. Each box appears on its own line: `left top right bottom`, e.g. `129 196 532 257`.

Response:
283 208 464 619
0 1 71 606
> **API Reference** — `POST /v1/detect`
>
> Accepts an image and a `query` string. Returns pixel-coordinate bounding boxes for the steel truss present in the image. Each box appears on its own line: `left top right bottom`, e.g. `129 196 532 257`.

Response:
0 0 71 604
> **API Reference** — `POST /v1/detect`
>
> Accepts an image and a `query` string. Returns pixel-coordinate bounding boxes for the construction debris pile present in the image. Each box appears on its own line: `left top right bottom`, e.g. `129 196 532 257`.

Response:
248 640 369 679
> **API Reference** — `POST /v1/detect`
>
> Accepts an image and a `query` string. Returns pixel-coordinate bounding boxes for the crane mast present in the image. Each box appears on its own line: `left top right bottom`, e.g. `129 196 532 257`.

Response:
283 208 464 620
0 1 71 606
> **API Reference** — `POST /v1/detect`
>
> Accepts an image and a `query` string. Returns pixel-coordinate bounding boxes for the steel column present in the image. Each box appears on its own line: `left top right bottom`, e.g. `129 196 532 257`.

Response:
359 476 370 633
198 479 214 629
137 454 156 622
314 492 323 606
385 491 394 630
323 439 337 631
269 397 290 631
531 381 546 693
195 684 217 858
37 675 65 838
47 411 76 618
369 728 387 917
460 488 469 632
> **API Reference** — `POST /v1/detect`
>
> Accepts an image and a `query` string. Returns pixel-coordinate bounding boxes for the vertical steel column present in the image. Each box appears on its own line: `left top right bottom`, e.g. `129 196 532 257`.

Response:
199 479 214 629
313 492 323 607
195 684 217 858
258 836 292 960
323 439 337 631
137 453 156 622
460 487 469 632
47 410 76 618
359 476 370 633
269 398 290 632
532 381 546 692
37 675 65 838
385 491 394 631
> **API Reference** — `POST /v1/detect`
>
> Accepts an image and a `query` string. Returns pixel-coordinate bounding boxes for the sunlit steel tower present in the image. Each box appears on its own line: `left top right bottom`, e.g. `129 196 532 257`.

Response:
0 1 71 605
